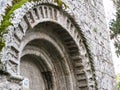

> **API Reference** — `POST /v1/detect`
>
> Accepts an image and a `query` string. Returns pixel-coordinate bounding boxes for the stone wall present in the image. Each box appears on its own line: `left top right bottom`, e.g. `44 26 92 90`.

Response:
0 0 116 90
63 0 116 89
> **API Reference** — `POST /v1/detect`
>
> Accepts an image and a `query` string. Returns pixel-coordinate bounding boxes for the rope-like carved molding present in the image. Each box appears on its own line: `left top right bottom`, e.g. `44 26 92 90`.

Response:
0 1 97 90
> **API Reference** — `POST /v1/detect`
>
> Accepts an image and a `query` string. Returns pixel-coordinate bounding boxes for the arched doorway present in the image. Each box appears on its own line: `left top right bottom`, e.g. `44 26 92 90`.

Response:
21 55 46 90
1 3 96 90
20 22 76 90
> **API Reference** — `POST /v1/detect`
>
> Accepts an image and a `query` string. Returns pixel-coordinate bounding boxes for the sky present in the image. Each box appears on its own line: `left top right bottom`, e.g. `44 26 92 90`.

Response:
103 0 120 74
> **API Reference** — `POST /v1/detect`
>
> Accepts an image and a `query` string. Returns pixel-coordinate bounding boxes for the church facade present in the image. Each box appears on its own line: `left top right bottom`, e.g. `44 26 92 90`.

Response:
0 0 116 90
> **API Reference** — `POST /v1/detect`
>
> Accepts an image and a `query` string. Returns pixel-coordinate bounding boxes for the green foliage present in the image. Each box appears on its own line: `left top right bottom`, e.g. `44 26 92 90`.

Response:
0 0 66 51
110 0 120 57
118 82 120 90
0 0 28 51
110 12 120 39
113 0 120 10
54 0 68 8
0 0 28 31
117 74 120 90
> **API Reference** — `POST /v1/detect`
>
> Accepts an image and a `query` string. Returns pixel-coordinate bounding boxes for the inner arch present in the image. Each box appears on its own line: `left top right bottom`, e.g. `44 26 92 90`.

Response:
1 3 96 90
20 22 77 90
20 55 46 90
19 21 89 90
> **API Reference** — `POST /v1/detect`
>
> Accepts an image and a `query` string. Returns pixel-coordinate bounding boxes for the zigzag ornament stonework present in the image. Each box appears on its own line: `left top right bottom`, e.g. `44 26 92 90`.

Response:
0 0 117 90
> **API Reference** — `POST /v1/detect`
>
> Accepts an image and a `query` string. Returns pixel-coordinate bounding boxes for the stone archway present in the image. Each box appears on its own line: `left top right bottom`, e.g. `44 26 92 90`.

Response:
20 55 46 90
1 3 97 90
19 22 77 90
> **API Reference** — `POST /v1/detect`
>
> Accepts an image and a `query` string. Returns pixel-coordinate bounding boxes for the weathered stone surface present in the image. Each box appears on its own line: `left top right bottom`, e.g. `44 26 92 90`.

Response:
0 0 116 90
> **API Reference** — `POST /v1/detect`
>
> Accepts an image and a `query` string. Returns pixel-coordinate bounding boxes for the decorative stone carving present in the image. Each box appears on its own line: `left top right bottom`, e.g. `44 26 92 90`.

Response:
0 3 97 89
0 0 116 90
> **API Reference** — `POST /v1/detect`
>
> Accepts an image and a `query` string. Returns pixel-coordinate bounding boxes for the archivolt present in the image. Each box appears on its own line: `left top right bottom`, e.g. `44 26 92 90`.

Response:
1 2 97 90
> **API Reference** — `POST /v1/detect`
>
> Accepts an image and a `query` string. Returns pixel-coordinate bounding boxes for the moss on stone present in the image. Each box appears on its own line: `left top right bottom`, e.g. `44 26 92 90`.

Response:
0 0 66 51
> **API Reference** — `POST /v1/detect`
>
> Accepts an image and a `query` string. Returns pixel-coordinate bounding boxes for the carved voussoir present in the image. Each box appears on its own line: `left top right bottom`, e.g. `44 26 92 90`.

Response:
24 12 34 28
19 18 28 33
14 27 24 40
1 3 98 90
